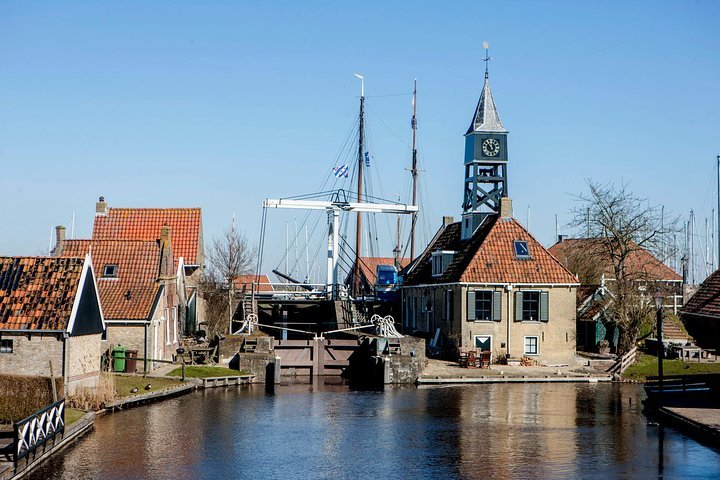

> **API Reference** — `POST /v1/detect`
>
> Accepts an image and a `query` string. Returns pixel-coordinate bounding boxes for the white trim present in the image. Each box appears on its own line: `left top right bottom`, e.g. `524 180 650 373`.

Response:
67 254 106 334
165 308 171 346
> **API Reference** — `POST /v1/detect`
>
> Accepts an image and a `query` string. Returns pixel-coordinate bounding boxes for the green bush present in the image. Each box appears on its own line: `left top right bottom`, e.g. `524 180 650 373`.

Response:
0 374 63 424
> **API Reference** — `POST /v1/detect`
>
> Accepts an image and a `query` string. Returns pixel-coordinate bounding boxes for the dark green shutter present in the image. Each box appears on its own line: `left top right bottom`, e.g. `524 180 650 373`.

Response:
492 291 502 321
467 290 476 321
540 291 549 322
514 291 523 322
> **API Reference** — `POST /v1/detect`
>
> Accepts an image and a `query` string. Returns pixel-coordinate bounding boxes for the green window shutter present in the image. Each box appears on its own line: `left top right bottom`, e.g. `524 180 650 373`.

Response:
540 291 549 322
492 291 502 321
467 290 476 321
514 291 523 322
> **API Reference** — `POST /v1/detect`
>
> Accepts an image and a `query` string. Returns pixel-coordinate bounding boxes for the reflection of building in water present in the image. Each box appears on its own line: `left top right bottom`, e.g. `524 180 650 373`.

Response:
456 384 579 479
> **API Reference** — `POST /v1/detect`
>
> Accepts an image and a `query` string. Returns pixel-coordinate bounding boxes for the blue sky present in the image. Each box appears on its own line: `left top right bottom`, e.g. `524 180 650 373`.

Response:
1 1 719 281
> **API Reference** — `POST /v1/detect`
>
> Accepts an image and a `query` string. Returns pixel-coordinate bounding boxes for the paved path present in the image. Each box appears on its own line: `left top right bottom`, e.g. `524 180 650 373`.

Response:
420 358 610 382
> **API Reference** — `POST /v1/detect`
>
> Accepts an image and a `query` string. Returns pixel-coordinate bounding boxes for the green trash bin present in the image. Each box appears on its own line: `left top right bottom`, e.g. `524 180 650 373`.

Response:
113 345 126 373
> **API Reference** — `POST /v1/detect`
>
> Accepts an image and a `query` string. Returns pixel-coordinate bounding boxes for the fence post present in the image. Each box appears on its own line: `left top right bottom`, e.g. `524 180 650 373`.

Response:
182 363 186 382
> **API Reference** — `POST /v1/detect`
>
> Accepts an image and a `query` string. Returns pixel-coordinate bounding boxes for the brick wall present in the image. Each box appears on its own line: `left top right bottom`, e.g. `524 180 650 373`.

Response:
0 333 63 378
66 333 101 393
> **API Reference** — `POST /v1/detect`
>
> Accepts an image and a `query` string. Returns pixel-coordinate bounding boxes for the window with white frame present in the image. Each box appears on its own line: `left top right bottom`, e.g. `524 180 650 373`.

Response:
172 307 178 343
524 336 539 355
431 250 456 277
165 307 171 345
0 339 12 353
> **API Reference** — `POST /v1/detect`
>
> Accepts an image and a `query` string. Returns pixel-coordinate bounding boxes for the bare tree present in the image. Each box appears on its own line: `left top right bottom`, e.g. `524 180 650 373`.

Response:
570 180 679 353
201 225 257 337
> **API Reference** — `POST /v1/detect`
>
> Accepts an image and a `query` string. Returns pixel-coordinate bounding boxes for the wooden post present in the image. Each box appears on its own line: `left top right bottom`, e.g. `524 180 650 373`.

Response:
182 363 186 382
49 360 58 403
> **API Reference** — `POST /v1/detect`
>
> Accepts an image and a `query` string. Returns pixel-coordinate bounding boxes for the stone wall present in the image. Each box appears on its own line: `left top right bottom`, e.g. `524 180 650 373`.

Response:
67 333 101 393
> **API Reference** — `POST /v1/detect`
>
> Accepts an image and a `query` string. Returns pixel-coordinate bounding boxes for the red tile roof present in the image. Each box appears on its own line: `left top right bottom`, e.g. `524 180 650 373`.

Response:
235 274 274 292
0 257 85 331
404 215 578 285
61 240 161 321
682 268 720 318
548 238 681 282
93 208 202 266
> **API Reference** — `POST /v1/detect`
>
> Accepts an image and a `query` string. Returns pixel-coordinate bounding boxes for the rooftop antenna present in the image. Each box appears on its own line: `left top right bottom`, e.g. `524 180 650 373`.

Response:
482 41 492 79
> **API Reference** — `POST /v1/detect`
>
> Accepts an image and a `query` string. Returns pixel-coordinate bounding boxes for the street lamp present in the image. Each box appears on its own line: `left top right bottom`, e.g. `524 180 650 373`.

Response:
654 290 664 398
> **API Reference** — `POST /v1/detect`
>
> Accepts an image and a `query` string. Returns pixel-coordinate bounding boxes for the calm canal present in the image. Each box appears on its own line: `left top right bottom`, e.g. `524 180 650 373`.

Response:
31 382 720 479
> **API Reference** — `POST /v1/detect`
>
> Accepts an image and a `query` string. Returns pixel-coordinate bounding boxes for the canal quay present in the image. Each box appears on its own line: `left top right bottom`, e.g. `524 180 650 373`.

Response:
25 382 720 480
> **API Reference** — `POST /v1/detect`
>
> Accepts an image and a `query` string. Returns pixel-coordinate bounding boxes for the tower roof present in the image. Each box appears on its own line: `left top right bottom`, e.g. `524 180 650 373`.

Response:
466 76 507 135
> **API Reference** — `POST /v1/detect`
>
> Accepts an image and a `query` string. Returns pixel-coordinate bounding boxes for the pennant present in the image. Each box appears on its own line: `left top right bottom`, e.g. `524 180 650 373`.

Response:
364 152 371 167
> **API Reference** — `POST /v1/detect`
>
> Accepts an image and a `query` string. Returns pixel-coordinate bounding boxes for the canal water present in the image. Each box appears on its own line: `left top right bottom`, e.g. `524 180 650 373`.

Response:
31 382 720 479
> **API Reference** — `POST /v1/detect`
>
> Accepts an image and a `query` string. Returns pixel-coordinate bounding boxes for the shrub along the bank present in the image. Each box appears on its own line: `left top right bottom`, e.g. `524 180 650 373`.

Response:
0 374 63 424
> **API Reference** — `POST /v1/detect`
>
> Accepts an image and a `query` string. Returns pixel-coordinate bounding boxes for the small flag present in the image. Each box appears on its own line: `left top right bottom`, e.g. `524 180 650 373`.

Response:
333 165 349 178
364 152 371 167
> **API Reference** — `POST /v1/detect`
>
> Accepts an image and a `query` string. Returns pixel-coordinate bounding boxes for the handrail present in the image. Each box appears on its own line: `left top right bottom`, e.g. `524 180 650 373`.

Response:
13 398 65 467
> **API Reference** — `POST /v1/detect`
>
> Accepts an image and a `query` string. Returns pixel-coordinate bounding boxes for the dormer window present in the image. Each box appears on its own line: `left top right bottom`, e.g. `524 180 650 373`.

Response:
513 240 530 259
431 250 456 277
103 264 118 278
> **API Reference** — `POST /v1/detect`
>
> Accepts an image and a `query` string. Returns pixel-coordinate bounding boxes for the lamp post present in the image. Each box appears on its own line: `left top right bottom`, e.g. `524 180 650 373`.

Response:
654 290 665 398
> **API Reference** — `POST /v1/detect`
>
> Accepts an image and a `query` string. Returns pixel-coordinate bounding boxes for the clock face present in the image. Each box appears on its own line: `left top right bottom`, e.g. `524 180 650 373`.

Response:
482 138 500 157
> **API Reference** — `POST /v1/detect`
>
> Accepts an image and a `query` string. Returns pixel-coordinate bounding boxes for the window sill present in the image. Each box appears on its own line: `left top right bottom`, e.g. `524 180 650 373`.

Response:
469 320 494 323
524 353 539 356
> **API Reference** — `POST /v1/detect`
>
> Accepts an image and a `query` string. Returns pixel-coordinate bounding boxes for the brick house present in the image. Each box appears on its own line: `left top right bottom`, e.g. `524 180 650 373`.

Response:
91 197 204 333
56 228 180 371
401 200 579 365
399 59 578 365
0 256 105 394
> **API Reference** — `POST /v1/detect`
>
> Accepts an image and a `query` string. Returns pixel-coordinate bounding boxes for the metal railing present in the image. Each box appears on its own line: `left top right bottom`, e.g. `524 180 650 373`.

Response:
13 398 65 468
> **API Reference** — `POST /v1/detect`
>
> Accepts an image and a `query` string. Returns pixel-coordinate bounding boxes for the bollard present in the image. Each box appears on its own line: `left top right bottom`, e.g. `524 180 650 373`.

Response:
182 363 186 382
274 355 281 384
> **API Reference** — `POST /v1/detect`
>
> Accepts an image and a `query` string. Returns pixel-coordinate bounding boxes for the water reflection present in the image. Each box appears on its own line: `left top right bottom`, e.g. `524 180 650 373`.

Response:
29 383 720 479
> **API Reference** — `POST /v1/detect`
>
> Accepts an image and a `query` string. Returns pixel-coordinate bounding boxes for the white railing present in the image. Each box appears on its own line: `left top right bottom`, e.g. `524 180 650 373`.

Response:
14 398 65 465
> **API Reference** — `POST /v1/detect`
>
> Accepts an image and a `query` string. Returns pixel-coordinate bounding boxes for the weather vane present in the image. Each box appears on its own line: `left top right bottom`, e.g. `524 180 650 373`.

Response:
482 41 492 79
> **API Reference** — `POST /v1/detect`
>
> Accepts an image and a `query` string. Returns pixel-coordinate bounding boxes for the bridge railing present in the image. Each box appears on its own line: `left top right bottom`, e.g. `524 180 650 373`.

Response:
13 398 65 468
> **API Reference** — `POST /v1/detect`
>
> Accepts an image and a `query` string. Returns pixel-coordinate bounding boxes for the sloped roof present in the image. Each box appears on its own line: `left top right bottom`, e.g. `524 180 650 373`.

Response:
0 257 85 330
349 257 409 285
235 274 274 292
61 239 161 320
466 76 507 135
682 268 720 318
548 238 681 282
404 214 578 286
93 208 202 266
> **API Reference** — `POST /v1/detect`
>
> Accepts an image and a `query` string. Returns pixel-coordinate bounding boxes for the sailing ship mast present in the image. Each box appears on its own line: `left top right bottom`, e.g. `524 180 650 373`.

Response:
354 74 365 296
410 79 418 260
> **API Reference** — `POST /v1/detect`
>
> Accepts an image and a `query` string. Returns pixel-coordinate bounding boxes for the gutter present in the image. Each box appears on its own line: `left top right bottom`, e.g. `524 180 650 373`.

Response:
405 282 580 288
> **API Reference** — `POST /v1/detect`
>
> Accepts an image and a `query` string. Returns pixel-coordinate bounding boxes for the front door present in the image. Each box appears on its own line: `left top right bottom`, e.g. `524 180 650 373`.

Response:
474 335 492 352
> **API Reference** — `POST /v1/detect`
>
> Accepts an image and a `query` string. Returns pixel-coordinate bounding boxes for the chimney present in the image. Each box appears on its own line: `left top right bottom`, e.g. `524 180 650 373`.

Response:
160 225 172 247
500 197 513 219
96 196 108 216
159 225 174 278
442 216 455 227
54 226 66 255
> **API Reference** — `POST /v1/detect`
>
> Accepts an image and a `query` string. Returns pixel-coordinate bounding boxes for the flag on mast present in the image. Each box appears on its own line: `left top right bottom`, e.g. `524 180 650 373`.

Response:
333 165 349 178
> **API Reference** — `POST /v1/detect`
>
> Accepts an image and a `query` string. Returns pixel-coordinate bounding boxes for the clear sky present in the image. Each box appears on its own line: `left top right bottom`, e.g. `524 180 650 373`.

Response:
2 1 719 281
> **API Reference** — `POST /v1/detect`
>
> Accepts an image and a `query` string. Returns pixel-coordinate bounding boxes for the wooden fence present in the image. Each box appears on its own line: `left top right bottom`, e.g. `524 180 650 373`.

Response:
606 346 638 375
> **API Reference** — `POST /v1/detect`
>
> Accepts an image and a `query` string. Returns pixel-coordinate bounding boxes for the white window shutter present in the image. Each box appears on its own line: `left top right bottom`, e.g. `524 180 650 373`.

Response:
514 291 523 322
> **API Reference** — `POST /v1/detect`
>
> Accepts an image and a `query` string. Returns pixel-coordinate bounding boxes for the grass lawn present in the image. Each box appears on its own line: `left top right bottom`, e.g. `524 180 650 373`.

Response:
114 375 185 397
65 408 86 426
623 352 720 381
165 366 249 378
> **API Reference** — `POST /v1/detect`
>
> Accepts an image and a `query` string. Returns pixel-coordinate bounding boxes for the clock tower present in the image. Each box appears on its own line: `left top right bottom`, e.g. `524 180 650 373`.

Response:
461 43 508 239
